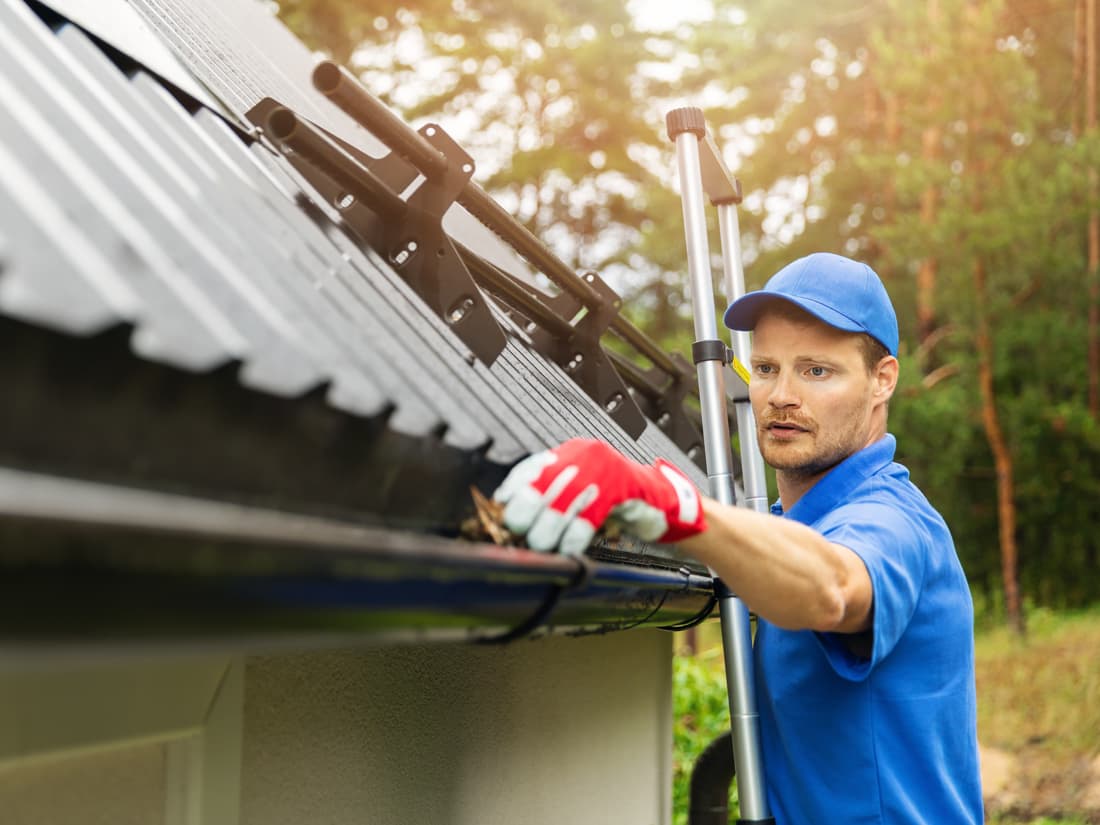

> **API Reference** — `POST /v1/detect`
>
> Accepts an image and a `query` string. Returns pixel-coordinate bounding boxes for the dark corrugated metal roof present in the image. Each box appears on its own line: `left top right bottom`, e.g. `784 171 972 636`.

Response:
0 0 728 645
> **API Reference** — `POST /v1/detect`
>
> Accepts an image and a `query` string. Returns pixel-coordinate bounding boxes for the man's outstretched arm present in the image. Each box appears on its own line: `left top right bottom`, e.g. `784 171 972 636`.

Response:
679 497 872 633
493 438 872 634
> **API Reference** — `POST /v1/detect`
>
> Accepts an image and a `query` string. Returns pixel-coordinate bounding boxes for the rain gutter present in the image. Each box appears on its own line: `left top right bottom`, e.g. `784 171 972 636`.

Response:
0 467 715 658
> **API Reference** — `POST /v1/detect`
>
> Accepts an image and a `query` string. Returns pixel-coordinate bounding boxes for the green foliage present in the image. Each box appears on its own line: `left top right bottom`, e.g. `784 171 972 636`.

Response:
893 307 1100 611
672 653 736 825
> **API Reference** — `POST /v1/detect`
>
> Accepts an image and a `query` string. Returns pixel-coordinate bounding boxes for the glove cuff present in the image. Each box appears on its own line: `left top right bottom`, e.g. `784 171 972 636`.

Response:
654 459 707 541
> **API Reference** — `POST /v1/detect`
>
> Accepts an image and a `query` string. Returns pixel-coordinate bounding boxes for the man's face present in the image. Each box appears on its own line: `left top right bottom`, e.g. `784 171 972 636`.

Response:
748 308 884 481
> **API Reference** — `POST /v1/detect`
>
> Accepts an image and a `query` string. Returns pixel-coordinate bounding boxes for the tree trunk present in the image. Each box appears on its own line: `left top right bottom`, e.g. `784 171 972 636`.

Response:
862 62 885 262
1075 0 1087 138
917 0 941 364
973 258 1024 635
651 278 676 341
1088 0 1099 419
917 131 940 348
963 0 1024 633
882 91 899 224
682 626 698 657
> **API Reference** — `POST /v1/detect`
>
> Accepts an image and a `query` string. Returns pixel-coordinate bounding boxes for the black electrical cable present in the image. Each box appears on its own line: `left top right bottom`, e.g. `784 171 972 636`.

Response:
659 566 718 630
659 594 718 631
475 554 595 645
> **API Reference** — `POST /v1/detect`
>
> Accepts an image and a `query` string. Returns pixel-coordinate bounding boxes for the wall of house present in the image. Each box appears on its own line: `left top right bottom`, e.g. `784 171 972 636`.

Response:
240 630 674 825
0 630 674 825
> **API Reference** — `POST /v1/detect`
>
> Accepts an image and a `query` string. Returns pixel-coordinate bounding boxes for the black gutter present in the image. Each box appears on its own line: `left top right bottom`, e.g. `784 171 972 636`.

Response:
0 467 715 655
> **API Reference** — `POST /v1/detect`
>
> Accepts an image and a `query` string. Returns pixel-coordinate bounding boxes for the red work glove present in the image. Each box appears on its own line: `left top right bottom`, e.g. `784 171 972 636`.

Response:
492 438 707 555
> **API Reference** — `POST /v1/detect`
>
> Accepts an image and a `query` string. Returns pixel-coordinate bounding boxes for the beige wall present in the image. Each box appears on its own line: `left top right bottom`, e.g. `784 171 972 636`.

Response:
0 657 243 825
0 630 674 825
241 630 674 825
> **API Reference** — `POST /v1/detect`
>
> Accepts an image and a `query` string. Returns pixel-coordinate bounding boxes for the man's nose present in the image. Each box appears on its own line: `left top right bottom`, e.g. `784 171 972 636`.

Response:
768 372 800 408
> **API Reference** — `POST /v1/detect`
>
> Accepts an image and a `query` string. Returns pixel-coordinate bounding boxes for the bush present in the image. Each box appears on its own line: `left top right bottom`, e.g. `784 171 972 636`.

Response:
672 653 737 825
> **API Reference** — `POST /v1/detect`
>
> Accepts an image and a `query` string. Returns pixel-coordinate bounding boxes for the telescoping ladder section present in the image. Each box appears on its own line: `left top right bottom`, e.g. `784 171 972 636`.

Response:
667 106 774 825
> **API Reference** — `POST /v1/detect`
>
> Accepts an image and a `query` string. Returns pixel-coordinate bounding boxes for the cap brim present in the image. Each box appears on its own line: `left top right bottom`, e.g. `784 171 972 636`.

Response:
723 291 868 335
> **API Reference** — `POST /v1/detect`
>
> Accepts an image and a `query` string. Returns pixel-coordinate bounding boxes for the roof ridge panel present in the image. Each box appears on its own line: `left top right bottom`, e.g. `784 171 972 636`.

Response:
61 0 687 468
38 21 349 394
487 312 650 462
0 7 248 371
0 83 241 370
31 0 225 112
128 0 380 144
249 166 498 447
235 142 542 455
0 0 722 564
637 424 709 488
163 105 447 427
224 140 495 448
0 138 140 334
113 116 412 423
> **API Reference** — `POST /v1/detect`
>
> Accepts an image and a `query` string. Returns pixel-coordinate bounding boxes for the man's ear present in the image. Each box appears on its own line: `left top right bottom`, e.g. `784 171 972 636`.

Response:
874 356 899 401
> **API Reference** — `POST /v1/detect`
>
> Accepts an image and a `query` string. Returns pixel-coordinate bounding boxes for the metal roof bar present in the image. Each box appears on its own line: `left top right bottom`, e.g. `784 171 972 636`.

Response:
311 60 688 384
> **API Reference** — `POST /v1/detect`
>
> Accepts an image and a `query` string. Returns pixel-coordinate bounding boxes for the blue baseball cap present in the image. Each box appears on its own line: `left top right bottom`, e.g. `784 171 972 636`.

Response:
723 252 899 356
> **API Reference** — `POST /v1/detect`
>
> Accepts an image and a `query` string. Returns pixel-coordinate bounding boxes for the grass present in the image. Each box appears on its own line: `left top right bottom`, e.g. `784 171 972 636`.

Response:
975 606 1100 823
976 606 1100 756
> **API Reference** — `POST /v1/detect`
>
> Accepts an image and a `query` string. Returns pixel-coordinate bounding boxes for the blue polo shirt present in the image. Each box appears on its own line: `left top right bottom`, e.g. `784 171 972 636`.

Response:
755 434 983 824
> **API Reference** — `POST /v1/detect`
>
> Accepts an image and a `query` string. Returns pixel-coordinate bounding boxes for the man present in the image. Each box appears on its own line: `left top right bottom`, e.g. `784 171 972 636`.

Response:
493 253 983 824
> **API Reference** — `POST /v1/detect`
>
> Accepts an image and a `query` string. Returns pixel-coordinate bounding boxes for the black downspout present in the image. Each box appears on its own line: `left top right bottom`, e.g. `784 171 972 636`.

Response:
689 730 736 825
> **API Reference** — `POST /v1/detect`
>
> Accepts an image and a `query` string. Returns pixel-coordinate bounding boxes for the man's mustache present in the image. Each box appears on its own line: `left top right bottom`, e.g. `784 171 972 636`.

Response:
760 413 813 431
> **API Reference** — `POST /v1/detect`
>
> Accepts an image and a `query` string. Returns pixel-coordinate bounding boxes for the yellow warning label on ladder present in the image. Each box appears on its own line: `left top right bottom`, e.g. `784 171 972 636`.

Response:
731 357 751 387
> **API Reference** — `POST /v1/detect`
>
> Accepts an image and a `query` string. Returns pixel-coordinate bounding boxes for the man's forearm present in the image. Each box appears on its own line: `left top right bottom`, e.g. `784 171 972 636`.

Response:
678 497 872 633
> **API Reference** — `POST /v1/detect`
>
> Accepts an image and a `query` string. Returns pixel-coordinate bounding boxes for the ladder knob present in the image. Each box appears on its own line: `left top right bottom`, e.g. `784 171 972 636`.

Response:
666 107 706 141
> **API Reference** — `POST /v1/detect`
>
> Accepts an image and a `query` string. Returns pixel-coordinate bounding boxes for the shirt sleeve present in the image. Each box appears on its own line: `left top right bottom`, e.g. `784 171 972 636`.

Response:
812 500 929 681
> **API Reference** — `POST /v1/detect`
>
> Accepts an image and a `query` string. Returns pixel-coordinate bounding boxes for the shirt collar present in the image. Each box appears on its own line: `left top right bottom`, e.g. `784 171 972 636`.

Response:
769 434 897 525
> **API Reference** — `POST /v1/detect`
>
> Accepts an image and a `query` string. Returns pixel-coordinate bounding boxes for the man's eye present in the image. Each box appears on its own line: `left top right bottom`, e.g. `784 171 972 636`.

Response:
754 364 774 375
808 366 828 377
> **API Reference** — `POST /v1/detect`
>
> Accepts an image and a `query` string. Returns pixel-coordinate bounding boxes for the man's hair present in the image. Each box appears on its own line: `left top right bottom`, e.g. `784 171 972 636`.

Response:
858 334 891 373
858 332 893 417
